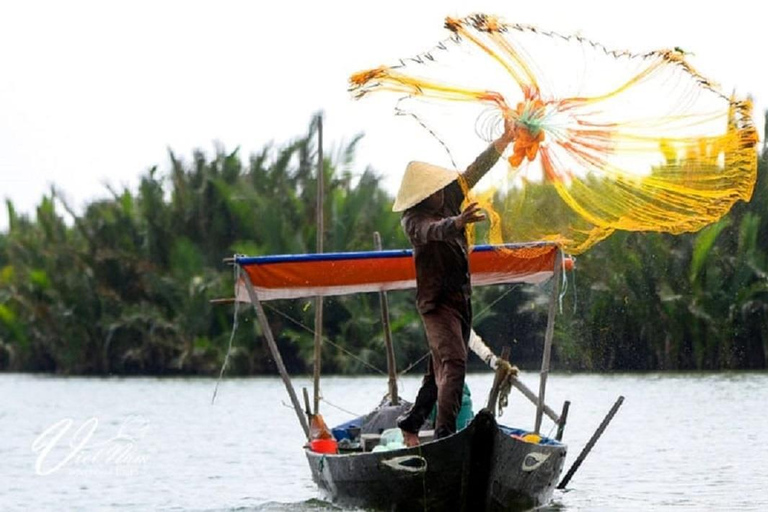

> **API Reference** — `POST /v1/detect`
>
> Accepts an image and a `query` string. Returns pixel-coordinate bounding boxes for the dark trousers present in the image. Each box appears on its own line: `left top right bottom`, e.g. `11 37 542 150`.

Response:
398 299 471 439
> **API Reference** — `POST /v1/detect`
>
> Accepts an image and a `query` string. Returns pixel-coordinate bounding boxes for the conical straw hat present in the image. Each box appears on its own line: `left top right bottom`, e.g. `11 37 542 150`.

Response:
392 161 459 212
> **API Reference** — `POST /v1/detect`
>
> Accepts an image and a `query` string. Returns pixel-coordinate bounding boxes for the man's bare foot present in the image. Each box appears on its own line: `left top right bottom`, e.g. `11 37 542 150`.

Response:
402 429 420 448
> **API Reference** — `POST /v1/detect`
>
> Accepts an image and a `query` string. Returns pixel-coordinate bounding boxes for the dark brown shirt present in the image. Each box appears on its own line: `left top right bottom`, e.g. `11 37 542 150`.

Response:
402 144 502 313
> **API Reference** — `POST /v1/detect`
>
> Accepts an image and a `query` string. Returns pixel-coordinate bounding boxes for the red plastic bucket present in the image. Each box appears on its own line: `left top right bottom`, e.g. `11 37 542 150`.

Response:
310 438 338 454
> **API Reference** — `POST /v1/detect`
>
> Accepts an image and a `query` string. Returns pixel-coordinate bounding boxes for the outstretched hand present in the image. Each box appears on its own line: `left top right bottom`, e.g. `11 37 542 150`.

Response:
494 116 518 153
454 202 486 229
503 116 518 141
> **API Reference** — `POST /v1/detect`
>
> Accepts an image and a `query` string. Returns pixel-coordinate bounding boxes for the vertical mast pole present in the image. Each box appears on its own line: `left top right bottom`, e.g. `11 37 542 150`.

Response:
313 114 324 415
374 232 399 405
535 249 562 434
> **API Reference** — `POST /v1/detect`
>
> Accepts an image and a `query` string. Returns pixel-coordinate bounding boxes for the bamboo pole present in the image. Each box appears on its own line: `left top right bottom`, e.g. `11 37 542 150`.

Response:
555 400 571 441
535 250 562 434
557 396 624 489
374 232 399 405
509 377 560 423
312 114 324 415
238 265 309 438
303 387 312 419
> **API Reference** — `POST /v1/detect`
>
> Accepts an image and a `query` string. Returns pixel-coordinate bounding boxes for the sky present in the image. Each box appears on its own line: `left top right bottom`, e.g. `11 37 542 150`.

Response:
1 0 766 232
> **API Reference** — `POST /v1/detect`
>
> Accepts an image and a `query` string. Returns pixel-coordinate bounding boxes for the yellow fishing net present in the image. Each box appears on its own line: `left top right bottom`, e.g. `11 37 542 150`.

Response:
350 14 758 254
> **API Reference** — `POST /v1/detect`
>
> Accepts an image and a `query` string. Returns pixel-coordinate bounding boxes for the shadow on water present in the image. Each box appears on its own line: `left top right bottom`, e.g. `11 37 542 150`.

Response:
213 496 572 511
193 499 350 511
243 499 347 511
224 497 565 511
187 499 346 511
217 495 572 512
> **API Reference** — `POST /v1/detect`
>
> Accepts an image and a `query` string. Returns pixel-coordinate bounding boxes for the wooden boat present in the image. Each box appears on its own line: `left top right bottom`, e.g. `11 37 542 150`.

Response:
231 242 572 511
306 410 566 511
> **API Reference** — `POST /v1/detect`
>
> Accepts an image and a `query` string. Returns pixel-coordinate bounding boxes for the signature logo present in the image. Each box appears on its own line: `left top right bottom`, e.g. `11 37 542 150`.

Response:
31 415 150 476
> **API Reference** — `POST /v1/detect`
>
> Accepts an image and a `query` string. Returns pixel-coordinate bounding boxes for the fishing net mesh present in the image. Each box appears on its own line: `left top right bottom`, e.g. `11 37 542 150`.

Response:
350 14 758 254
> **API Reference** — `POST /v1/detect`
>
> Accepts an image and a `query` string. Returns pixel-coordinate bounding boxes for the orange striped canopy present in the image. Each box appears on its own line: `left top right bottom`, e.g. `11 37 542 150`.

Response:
235 243 570 302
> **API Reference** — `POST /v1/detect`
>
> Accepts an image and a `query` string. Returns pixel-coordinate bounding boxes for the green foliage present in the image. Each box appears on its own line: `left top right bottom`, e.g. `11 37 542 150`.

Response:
556 145 768 371
0 115 766 375
0 116 412 375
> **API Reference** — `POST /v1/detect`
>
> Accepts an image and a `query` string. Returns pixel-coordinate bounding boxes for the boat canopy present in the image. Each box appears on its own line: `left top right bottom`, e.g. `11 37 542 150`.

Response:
235 242 570 302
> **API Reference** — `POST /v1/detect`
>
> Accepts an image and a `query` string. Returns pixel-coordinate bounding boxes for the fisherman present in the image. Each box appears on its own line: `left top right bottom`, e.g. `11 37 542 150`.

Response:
395 118 518 446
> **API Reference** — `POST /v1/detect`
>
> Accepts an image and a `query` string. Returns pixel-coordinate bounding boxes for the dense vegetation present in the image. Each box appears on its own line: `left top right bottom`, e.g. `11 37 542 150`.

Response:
1 116 766 375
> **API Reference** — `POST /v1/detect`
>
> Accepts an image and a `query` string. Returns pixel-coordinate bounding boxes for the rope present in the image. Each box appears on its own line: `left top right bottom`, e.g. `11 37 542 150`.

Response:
320 397 362 418
211 262 241 405
263 303 388 375
546 421 558 439
398 351 430 376
473 283 521 320
558 248 568 314
496 372 513 416
395 99 458 169
570 256 579 314
490 360 521 417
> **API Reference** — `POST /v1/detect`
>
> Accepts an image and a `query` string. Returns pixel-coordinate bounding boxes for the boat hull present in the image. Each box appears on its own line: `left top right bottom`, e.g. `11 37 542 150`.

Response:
305 410 566 511
486 428 567 511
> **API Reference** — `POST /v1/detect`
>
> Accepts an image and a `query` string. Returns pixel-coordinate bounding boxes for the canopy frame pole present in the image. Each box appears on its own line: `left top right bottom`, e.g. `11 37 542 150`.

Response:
535 249 562 434
374 232 399 405
238 265 310 439
312 114 324 415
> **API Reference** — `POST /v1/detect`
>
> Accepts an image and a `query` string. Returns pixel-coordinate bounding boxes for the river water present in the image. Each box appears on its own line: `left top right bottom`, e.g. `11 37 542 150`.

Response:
2 372 767 511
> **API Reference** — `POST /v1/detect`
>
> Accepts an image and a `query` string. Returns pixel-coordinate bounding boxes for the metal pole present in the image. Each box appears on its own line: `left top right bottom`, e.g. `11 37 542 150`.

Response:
374 232 399 405
535 250 562 434
313 114 324 415
239 265 310 438
558 396 625 489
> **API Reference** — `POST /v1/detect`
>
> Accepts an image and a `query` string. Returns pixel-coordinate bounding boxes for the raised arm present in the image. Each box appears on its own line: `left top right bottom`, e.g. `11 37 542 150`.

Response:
402 213 461 245
403 202 487 245
461 118 517 190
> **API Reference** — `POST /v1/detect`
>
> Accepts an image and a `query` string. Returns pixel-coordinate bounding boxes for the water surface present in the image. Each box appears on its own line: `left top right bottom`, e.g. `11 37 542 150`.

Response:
2 372 767 511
